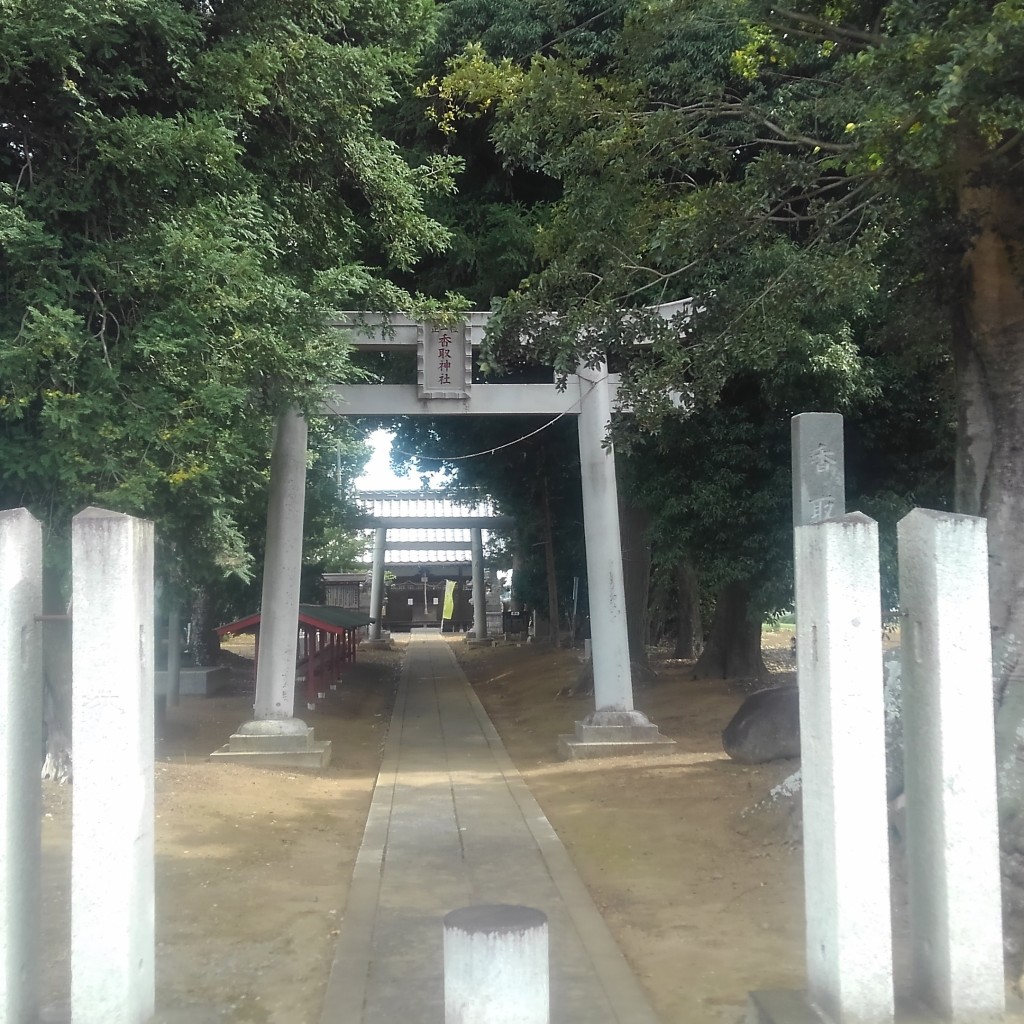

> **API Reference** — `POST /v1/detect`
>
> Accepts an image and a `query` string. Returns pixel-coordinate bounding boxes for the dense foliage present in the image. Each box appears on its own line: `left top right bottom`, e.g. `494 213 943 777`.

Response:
430 3 1021 699
0 0 457 587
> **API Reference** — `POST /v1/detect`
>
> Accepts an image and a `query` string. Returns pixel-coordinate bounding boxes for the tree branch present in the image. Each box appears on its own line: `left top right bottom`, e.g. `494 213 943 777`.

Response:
771 7 889 47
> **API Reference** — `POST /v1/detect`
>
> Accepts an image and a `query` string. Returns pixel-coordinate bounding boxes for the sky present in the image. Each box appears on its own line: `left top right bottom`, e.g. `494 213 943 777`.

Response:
354 429 448 491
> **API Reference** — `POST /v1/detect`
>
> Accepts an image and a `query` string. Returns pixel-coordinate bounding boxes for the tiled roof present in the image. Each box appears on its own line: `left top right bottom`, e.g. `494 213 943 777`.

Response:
355 490 497 520
384 527 473 543
357 549 473 564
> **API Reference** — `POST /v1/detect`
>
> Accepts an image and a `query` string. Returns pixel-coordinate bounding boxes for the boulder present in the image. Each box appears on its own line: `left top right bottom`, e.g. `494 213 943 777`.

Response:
722 686 800 764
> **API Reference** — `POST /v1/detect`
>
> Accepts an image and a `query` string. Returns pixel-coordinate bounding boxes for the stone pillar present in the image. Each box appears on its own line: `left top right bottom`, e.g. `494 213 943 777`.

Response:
211 412 331 769
791 413 845 526
471 528 487 640
898 509 1004 1020
71 507 155 1024
368 526 386 641
576 362 632 711
0 508 42 1024
794 513 893 1024
558 365 675 759
443 905 548 1024
253 408 308 721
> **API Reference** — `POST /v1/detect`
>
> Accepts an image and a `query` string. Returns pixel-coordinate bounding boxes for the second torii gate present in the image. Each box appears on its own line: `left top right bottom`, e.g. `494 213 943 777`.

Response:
354 490 507 642
238 306 683 761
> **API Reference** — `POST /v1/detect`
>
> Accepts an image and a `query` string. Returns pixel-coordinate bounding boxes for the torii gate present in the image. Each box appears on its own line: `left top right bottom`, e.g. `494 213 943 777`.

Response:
354 490 509 642
222 305 684 764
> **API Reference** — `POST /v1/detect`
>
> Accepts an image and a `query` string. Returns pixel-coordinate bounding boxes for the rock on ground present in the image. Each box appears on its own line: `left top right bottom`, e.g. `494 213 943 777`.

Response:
722 686 800 764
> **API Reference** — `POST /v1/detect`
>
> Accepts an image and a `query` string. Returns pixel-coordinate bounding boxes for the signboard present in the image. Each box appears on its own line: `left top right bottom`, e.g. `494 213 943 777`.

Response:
419 325 471 399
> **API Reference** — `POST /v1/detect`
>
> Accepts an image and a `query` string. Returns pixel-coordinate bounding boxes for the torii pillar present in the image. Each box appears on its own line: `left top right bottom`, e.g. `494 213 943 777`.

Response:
470 526 489 643
555 364 675 758
363 527 392 647
210 408 332 769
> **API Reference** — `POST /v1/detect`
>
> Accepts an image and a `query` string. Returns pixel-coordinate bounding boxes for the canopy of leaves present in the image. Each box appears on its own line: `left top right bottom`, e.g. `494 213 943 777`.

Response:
416 0 971 630
431 0 1021 412
0 0 457 585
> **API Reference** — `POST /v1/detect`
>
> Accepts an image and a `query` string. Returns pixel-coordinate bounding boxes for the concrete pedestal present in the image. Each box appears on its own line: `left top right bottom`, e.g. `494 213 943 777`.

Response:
360 633 394 650
557 710 676 760
210 718 331 770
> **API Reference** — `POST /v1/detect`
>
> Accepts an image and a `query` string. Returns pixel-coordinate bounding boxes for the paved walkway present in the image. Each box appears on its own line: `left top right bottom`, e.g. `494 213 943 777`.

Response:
320 631 662 1024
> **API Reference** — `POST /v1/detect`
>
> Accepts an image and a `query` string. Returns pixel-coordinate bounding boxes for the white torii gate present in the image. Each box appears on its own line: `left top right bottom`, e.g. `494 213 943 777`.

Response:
229 304 685 762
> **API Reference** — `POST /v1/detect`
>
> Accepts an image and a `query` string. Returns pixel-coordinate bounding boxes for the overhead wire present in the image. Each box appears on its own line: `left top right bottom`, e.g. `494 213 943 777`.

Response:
358 374 604 464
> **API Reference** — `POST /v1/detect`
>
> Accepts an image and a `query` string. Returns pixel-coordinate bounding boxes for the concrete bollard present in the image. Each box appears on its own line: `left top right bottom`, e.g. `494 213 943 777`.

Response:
71 507 155 1024
0 508 43 1024
443 905 549 1024
794 512 893 1023
898 509 1004 1020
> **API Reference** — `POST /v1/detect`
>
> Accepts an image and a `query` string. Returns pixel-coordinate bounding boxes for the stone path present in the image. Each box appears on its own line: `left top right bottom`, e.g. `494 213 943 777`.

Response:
319 631 662 1024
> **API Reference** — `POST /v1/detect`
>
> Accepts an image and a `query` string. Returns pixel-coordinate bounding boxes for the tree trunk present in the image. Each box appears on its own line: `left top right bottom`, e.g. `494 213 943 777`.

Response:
541 474 560 644
673 558 704 660
692 581 767 683
190 586 221 666
509 526 525 613
647 567 669 647
956 133 1024 822
618 493 652 672
41 568 72 782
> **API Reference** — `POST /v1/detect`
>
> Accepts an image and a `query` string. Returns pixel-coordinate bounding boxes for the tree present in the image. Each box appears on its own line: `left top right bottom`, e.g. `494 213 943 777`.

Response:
1 0 456 773
432 0 1024 801
0 0 455 572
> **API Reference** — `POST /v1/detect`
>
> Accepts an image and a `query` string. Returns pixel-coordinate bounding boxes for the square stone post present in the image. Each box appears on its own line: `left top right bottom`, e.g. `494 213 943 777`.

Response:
0 508 42 1024
795 513 893 1024
898 509 1004 1020
791 413 845 527
471 528 488 640
71 507 155 1024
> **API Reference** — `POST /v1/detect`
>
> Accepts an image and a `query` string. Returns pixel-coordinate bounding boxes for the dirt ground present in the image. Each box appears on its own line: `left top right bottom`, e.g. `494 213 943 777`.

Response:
40 631 808 1023
453 634 805 1024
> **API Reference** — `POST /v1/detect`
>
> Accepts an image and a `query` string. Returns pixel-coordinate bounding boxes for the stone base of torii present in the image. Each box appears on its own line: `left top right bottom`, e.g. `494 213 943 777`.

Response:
214 309 683 764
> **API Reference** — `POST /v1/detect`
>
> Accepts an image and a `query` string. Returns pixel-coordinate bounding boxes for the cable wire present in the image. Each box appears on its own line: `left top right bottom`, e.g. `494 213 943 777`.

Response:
362 375 603 463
